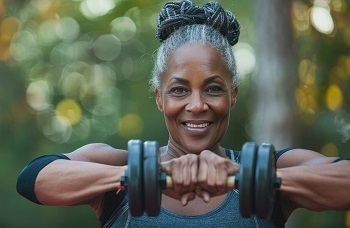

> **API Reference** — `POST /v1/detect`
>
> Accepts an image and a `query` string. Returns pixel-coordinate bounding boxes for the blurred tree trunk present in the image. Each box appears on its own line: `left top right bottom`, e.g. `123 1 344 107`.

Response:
250 0 297 149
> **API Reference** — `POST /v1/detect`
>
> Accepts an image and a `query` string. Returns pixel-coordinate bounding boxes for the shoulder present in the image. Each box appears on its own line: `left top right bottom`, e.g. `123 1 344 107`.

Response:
65 143 128 166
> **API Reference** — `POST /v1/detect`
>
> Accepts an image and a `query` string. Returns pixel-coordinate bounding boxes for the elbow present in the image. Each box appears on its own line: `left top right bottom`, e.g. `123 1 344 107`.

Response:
16 166 42 204
16 154 70 205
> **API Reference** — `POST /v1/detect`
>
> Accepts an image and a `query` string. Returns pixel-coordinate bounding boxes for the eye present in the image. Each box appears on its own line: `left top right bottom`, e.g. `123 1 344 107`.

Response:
168 87 188 96
206 85 224 94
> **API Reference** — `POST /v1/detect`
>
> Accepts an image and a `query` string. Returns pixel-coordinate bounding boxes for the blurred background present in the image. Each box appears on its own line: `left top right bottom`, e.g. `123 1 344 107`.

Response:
0 0 349 227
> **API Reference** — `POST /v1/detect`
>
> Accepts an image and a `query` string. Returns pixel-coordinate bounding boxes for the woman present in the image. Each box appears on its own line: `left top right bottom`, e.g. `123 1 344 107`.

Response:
17 1 350 227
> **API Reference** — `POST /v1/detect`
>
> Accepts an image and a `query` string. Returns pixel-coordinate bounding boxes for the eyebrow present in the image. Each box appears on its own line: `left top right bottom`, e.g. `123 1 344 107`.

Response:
170 75 223 84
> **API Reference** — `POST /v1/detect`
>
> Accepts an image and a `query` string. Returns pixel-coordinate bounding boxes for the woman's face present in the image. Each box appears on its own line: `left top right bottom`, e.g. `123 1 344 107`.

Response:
155 43 237 154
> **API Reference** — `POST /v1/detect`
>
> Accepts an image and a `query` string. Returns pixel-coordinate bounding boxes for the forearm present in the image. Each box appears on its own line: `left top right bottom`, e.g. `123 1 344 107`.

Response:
35 159 126 206
277 160 350 211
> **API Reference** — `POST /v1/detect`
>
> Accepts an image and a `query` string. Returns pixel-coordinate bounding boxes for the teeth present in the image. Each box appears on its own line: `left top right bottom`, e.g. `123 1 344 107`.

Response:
186 123 210 128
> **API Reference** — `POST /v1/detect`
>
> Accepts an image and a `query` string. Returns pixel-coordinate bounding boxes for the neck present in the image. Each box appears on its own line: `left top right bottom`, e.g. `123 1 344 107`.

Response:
165 138 223 159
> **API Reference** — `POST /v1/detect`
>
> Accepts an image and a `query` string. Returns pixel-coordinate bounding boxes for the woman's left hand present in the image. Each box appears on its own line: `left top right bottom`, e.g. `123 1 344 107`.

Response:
196 150 239 202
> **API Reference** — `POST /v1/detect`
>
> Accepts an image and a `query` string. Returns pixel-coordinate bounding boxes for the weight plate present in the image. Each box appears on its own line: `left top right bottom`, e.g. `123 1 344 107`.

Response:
238 142 258 218
143 141 161 216
127 140 144 216
255 143 276 218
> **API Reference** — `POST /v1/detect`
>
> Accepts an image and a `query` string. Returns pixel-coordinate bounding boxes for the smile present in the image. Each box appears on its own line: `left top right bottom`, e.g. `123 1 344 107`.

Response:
185 123 210 128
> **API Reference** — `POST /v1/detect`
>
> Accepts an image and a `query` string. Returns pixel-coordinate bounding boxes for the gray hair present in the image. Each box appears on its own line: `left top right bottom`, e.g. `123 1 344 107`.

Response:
149 0 240 91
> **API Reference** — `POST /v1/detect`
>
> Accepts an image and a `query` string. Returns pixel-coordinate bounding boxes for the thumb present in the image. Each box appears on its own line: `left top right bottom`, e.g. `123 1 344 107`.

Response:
180 192 196 206
195 187 211 203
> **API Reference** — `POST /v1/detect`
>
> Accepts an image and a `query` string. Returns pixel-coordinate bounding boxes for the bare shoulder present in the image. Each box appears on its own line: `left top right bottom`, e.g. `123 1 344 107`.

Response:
277 148 339 168
65 143 128 166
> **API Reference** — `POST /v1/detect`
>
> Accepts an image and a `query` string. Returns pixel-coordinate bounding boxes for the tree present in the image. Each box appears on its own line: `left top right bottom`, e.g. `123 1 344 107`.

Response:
250 0 297 149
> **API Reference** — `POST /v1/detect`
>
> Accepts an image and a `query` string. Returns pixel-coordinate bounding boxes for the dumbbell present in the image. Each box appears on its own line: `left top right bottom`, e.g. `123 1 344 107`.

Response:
120 140 281 218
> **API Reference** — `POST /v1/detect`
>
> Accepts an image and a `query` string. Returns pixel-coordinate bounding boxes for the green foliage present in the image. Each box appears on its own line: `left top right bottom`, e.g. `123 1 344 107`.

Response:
0 0 349 227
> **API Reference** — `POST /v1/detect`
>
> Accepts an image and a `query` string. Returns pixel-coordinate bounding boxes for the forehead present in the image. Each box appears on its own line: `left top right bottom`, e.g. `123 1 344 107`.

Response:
164 43 231 79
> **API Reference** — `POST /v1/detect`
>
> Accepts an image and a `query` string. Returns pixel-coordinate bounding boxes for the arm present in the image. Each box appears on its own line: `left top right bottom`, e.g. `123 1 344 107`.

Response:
276 149 350 213
19 143 127 208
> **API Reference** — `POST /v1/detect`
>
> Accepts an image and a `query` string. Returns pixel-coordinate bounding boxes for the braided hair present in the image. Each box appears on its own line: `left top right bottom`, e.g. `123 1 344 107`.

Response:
150 0 241 91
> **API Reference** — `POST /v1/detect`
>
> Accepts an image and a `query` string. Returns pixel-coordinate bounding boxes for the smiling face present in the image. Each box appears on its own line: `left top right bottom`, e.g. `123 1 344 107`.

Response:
155 43 238 154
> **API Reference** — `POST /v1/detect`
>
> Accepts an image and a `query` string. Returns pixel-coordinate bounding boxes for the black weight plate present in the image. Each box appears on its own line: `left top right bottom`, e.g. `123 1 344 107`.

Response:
127 140 144 216
238 142 258 218
143 141 161 216
255 143 276 218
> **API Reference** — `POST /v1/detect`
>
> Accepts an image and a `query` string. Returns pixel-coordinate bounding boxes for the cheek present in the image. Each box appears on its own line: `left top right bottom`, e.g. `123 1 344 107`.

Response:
212 98 232 117
163 99 183 120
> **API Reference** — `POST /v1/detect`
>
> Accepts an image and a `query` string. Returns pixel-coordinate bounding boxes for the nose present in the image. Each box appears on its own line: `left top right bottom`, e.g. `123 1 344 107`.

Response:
185 91 209 114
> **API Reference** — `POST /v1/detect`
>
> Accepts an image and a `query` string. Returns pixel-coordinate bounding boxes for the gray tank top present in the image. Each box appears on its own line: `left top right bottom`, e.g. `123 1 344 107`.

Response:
103 190 275 228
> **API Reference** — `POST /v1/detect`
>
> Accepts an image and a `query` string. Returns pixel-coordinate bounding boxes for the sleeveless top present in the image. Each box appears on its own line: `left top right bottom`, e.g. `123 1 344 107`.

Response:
100 149 291 228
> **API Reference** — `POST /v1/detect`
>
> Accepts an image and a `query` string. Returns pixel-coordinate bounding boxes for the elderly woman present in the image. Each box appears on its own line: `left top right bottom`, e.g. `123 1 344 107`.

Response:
17 1 350 227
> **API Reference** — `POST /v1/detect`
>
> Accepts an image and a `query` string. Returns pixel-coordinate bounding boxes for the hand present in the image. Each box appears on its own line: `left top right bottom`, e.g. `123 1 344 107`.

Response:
196 150 239 202
161 154 199 206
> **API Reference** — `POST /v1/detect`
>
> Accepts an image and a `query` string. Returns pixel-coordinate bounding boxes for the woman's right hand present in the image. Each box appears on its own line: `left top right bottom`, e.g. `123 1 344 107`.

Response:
161 154 199 206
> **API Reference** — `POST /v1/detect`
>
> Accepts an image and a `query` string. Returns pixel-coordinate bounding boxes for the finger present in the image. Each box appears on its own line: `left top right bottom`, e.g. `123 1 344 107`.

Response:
215 166 227 194
170 159 183 193
182 159 191 192
197 161 207 184
179 154 198 193
216 158 231 189
190 155 198 191
180 192 196 206
206 159 217 189
227 160 240 175
197 153 208 186
160 161 172 175
201 152 218 193
195 188 211 203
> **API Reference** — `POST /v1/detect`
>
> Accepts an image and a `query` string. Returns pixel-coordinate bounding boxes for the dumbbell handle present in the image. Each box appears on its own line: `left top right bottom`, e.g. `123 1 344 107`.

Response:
165 175 236 189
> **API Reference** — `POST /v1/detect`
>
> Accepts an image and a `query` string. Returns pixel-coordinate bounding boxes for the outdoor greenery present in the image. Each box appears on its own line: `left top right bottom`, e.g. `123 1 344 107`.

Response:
0 0 349 227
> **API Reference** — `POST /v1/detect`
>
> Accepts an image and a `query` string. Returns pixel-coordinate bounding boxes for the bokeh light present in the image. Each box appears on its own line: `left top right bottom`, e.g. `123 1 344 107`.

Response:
93 34 121 61
325 84 343 111
59 72 88 100
118 113 144 138
295 59 319 119
80 0 117 20
292 1 310 35
56 17 80 42
10 29 40 63
26 80 53 111
0 16 21 60
233 42 256 77
310 6 334 34
111 17 137 42
38 19 59 46
37 108 73 144
321 142 339 157
55 99 82 125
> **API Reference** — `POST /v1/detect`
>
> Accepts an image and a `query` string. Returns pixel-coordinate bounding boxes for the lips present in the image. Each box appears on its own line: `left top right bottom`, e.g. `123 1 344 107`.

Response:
182 121 213 135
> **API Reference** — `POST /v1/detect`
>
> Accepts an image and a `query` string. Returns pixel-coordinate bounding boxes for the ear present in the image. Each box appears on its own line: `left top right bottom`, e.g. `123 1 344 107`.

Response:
230 87 238 109
155 89 164 112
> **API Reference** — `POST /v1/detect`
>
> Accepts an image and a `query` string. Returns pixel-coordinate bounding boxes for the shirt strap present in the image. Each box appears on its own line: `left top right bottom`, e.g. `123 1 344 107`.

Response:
225 148 240 163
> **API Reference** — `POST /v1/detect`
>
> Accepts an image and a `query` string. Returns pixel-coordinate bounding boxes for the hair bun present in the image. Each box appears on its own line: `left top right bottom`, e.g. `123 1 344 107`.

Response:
156 0 240 46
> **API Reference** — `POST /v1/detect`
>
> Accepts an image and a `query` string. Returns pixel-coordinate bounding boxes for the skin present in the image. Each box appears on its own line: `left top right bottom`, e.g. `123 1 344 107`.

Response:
155 43 239 206
32 43 350 220
155 43 237 155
